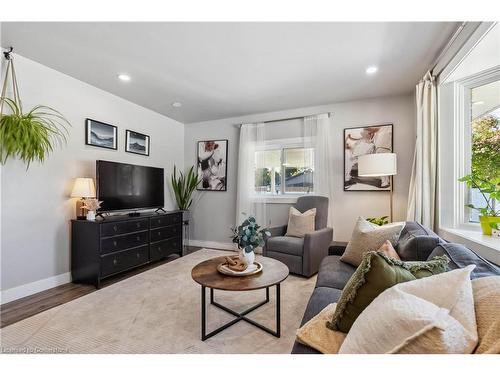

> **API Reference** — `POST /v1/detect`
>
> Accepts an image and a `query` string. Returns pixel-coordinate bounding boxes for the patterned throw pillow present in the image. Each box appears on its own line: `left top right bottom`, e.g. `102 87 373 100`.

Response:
327 251 450 333
340 217 405 267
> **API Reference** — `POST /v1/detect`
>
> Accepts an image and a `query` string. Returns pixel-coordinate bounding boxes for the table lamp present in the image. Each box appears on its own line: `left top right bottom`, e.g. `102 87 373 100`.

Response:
358 153 397 222
71 178 96 220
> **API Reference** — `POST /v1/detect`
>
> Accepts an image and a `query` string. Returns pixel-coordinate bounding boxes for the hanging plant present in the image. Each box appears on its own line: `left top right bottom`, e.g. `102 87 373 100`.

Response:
0 48 70 168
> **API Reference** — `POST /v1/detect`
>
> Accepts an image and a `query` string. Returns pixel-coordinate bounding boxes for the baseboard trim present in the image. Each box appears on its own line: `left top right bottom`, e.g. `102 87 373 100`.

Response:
188 240 238 251
1 272 71 305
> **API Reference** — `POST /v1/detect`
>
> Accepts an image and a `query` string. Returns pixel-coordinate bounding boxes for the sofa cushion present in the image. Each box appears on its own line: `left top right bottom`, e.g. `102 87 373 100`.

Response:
396 221 443 261
300 287 342 326
315 256 357 290
266 236 304 256
339 266 477 354
340 217 405 267
328 252 450 333
428 243 500 279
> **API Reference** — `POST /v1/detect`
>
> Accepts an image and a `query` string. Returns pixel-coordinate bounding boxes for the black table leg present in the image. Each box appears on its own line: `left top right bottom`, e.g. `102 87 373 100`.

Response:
200 284 281 341
276 283 281 338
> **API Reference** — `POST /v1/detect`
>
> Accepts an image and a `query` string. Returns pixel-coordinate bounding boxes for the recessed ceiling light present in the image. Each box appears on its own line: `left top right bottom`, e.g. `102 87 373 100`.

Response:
117 74 131 81
171 102 182 108
365 66 378 75
472 101 484 106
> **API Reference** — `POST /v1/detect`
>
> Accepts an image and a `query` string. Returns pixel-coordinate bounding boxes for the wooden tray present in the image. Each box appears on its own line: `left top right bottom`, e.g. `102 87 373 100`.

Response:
217 262 263 277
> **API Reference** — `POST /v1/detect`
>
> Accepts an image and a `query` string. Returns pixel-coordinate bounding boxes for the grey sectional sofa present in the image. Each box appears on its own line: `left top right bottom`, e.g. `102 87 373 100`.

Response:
291 221 500 354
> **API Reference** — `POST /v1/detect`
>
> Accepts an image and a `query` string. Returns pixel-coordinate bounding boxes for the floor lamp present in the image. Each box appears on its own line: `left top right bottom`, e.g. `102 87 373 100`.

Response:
358 153 397 222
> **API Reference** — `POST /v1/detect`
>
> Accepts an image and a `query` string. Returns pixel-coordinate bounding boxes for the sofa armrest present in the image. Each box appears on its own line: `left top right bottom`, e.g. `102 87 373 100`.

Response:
302 227 334 277
263 225 288 256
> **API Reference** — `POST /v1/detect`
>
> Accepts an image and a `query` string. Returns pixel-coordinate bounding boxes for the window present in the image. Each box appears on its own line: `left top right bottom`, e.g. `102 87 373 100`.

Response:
254 143 314 195
466 80 500 223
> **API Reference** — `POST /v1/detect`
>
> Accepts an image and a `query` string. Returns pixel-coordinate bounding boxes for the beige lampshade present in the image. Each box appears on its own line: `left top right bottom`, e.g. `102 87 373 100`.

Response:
358 153 397 177
71 178 96 198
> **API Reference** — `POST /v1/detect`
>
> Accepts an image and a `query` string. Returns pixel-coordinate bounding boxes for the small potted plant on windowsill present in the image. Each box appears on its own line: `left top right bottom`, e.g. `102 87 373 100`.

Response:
459 174 500 235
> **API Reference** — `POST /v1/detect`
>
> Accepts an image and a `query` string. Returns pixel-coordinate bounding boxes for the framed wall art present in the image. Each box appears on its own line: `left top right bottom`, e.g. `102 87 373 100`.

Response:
197 139 228 191
344 123 393 191
85 118 117 150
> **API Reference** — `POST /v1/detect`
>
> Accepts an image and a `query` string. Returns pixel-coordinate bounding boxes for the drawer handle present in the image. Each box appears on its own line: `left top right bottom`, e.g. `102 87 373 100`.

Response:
113 240 117 246
113 225 118 232
157 246 162 252
136 236 141 241
136 253 140 258
136 223 141 228
157 231 161 236
113 258 118 265
157 219 161 224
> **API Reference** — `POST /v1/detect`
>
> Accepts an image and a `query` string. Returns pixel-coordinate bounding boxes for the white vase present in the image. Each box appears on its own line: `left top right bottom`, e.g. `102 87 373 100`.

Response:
86 210 96 221
238 248 255 266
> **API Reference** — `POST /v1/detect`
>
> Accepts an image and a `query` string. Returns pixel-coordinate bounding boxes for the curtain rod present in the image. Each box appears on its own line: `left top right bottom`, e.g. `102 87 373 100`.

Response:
234 112 332 127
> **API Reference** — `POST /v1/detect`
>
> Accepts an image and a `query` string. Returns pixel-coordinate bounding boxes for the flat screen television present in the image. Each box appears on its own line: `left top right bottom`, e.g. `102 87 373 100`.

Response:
96 160 164 212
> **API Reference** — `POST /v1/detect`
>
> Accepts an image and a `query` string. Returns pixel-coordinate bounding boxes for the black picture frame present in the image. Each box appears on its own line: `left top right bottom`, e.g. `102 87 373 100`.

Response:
125 130 150 156
196 139 228 192
343 123 394 192
85 118 118 150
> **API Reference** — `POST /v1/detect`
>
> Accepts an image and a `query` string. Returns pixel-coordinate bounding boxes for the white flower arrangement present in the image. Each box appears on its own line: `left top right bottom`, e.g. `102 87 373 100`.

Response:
82 198 102 212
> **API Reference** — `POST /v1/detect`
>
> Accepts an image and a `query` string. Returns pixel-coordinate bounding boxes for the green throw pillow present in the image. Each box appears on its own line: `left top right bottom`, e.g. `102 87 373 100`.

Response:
326 251 449 333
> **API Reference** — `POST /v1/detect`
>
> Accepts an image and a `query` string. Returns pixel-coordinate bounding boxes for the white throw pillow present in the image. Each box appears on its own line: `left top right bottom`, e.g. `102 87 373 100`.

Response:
340 217 405 266
339 266 478 354
285 207 316 238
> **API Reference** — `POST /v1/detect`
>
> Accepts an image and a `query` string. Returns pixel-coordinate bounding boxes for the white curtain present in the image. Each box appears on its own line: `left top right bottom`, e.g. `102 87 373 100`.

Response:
407 71 438 228
304 114 335 226
235 123 267 226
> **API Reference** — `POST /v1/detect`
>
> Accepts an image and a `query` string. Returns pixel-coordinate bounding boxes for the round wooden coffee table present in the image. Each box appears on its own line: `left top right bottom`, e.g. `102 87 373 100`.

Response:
191 256 289 341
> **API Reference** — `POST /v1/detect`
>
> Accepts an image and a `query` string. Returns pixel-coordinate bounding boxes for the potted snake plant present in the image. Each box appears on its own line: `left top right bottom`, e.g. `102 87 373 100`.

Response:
170 165 202 221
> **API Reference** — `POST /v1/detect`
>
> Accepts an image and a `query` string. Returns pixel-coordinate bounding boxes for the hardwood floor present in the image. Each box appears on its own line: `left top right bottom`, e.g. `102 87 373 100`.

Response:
0 246 204 328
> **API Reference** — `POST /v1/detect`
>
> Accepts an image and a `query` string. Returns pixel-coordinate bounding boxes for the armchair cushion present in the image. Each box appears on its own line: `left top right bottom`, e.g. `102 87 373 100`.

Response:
266 236 304 256
286 207 316 238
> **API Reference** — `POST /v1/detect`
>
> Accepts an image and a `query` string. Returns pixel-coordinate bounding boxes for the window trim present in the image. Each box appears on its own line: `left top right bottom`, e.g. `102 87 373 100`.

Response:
453 66 500 230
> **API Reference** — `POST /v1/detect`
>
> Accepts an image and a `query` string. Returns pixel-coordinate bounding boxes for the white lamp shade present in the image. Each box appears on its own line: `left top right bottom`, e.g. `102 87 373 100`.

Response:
358 153 397 177
71 178 96 198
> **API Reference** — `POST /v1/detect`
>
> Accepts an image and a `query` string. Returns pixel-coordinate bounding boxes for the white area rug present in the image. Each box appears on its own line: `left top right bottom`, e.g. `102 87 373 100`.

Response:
0 249 316 354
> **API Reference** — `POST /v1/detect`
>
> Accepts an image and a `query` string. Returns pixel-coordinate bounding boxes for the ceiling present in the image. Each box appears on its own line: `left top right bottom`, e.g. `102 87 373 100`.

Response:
1 22 459 123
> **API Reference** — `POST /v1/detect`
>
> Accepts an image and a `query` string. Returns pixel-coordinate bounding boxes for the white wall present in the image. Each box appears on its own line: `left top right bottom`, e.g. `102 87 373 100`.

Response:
0 54 184 300
184 94 415 246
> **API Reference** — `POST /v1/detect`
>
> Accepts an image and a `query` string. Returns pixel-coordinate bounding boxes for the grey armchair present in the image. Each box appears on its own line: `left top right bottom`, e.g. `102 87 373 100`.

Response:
263 196 333 277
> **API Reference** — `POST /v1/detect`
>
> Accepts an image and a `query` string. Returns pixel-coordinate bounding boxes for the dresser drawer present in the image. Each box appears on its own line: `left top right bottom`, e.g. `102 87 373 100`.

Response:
101 219 149 237
150 224 181 242
101 231 149 254
150 237 182 262
150 213 182 229
101 246 149 277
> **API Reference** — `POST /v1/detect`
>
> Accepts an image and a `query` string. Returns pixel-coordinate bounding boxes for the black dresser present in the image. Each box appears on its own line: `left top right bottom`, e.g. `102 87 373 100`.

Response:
71 211 183 287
